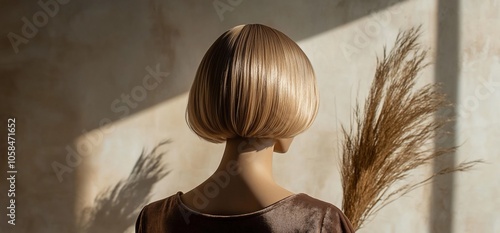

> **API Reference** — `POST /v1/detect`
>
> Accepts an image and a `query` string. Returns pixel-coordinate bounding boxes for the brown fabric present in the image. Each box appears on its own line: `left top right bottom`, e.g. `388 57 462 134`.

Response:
135 192 355 233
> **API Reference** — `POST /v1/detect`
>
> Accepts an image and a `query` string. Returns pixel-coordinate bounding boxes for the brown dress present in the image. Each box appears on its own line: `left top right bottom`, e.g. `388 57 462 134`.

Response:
135 191 355 233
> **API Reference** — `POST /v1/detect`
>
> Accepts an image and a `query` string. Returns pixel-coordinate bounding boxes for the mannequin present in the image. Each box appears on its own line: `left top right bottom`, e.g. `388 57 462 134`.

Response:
135 24 354 233
180 138 295 215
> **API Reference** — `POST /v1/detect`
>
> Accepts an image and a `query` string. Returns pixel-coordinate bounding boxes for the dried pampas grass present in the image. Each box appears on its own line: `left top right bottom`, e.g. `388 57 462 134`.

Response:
340 27 480 230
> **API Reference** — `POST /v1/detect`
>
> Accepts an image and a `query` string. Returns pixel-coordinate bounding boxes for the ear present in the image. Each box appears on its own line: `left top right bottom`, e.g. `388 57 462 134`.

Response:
273 138 294 153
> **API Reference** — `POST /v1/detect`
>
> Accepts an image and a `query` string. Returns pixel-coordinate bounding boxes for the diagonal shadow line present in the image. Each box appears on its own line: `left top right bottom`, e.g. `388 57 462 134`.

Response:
79 140 171 233
430 0 460 232
0 1 415 232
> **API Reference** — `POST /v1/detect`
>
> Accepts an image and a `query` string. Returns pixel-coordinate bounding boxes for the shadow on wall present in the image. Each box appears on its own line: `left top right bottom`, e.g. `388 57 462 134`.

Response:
78 141 171 233
0 0 409 231
431 0 460 233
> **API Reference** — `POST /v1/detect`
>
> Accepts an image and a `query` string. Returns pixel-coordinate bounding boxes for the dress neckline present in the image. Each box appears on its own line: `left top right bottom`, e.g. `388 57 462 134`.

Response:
175 191 304 218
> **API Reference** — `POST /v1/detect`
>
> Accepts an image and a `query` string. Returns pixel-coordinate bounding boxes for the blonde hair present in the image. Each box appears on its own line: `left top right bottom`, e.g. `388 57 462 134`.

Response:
186 24 319 143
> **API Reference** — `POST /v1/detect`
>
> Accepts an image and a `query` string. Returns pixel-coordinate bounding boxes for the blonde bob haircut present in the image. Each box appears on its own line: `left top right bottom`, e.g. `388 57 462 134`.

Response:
186 24 319 143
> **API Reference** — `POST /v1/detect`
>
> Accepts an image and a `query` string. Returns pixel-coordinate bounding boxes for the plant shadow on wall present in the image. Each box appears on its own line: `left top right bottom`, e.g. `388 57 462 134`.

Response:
78 140 171 233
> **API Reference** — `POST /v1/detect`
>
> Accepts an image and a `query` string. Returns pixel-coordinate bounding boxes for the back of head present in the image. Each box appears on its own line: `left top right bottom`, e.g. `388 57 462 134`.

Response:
186 24 319 143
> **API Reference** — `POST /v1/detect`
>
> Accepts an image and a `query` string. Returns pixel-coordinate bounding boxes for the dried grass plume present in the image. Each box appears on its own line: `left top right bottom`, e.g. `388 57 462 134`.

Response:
340 27 481 230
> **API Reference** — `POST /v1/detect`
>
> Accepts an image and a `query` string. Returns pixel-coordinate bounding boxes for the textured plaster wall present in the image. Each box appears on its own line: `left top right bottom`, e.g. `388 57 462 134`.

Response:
0 0 498 232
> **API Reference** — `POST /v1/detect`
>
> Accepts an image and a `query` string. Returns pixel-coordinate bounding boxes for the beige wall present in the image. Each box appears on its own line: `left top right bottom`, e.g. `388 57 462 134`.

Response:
1 0 498 232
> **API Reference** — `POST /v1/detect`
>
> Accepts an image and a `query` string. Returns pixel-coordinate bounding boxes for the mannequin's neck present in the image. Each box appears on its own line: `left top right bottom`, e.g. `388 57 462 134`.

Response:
181 138 293 214
215 138 276 186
